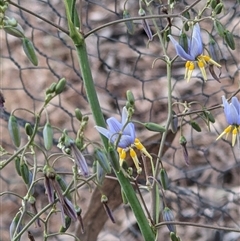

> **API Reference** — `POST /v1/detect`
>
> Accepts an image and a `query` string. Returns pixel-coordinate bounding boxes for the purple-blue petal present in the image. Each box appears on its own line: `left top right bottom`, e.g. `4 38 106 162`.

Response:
121 107 128 125
107 117 122 133
189 36 203 59
95 126 110 139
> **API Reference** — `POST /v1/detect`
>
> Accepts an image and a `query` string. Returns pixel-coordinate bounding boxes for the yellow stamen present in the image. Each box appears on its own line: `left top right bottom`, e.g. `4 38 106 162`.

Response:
232 126 238 147
216 125 232 141
117 147 126 167
134 138 152 160
202 55 221 68
197 59 207 81
130 148 142 174
185 61 194 82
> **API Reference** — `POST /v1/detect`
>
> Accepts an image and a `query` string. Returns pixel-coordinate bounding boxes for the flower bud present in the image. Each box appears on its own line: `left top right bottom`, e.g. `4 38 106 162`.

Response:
8 115 21 148
210 0 217 9
22 37 38 66
123 10 134 35
126 90 135 106
144 122 166 133
43 122 53 150
224 30 235 50
75 108 83 121
20 162 30 184
25 123 33 137
203 110 215 123
160 168 169 190
170 111 178 133
45 82 57 95
162 207 176 233
214 3 224 14
95 148 111 174
55 78 66 94
214 20 225 37
14 156 21 176
190 121 201 132
4 23 25 38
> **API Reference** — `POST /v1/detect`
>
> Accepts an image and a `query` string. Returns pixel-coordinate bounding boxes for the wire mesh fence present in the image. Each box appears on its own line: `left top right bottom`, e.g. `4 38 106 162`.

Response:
0 0 240 241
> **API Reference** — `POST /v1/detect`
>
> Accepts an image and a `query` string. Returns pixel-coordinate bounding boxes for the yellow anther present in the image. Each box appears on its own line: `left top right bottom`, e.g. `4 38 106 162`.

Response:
232 126 238 146
203 55 221 67
117 148 126 167
134 139 152 160
130 148 142 174
202 55 211 62
185 61 195 82
197 59 207 81
225 125 232 134
134 139 144 150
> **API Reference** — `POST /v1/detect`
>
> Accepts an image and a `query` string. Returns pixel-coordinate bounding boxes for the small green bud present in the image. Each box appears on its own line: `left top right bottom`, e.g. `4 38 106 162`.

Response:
8 115 21 148
210 0 217 8
126 90 135 106
190 121 201 132
203 110 215 123
123 10 135 35
214 20 225 37
144 122 166 133
214 3 224 14
95 149 111 173
25 123 33 137
59 216 71 233
75 108 83 121
43 122 53 150
55 78 66 94
4 23 25 38
20 162 30 184
14 156 21 176
46 82 57 95
22 37 38 66
160 168 169 190
224 30 235 50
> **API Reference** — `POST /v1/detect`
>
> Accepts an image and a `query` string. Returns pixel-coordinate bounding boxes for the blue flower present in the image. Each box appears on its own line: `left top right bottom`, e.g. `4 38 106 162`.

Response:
169 23 221 82
95 107 152 174
95 107 135 148
216 96 240 146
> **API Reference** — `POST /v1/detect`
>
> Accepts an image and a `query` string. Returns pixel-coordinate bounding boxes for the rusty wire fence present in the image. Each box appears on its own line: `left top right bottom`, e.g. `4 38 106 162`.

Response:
0 0 240 241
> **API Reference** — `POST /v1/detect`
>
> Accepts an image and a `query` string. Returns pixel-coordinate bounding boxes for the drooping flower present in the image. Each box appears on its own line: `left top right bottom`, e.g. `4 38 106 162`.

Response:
216 96 240 147
95 107 151 174
169 23 221 82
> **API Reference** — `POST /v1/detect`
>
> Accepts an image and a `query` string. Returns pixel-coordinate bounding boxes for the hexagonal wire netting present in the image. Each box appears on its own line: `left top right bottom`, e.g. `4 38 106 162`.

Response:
0 0 240 241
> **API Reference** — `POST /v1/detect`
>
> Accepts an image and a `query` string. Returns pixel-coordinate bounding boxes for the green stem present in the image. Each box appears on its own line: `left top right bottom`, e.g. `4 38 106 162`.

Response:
63 1 155 239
